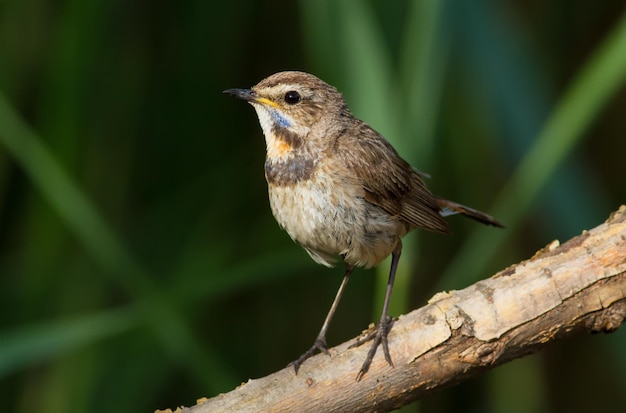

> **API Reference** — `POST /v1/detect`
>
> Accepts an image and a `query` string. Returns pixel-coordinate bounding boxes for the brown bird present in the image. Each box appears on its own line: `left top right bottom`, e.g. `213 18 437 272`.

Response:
224 71 503 381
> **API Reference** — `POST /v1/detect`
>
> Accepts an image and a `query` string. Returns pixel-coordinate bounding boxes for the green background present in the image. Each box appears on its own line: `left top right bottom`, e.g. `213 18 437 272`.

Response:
1 1 625 412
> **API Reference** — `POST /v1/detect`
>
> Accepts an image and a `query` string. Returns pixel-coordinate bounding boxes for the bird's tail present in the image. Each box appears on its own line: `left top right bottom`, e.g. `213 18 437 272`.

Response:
436 198 504 228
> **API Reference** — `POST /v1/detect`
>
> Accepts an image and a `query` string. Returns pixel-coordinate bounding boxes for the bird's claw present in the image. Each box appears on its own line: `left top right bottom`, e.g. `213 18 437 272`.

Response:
291 336 330 373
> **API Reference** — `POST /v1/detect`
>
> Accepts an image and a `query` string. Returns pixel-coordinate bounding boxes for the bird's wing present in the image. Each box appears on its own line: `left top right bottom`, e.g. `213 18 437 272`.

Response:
335 121 450 234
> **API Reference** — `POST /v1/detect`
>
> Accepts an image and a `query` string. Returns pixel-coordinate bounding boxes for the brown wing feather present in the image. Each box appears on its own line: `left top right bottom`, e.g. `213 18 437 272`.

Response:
335 121 450 235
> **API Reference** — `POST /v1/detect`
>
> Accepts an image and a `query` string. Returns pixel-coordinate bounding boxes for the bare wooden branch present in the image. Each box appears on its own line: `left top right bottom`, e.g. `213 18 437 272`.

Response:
162 206 626 413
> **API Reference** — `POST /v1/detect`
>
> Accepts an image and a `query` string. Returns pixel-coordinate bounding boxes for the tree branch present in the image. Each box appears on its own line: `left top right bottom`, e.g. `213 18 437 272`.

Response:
162 206 626 413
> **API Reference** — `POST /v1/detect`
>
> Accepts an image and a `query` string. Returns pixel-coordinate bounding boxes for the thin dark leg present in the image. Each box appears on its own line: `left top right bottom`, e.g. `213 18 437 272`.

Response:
353 243 402 381
292 265 354 373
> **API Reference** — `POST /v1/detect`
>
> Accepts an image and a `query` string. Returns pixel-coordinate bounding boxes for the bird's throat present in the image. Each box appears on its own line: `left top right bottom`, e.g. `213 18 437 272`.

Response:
266 135 294 158
265 123 303 158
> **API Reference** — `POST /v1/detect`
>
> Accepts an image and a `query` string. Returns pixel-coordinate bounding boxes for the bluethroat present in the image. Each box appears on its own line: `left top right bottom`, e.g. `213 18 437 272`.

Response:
224 71 503 381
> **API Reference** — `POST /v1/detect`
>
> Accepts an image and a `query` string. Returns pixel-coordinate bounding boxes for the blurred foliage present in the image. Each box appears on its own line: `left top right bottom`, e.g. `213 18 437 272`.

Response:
0 1 625 412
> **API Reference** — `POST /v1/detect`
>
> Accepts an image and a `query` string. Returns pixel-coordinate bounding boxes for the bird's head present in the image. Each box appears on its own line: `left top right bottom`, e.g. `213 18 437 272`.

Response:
224 71 349 160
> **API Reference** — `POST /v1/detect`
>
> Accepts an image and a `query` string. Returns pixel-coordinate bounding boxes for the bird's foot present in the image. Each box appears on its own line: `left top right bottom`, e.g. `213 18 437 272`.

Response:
291 336 330 374
349 315 395 381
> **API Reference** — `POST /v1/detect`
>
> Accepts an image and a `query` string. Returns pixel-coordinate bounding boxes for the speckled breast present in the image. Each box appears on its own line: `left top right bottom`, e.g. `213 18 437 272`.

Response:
265 158 405 269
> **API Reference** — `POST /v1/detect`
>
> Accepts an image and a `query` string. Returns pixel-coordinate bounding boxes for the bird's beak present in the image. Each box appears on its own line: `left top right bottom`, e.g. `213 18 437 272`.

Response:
223 88 279 108
223 88 256 101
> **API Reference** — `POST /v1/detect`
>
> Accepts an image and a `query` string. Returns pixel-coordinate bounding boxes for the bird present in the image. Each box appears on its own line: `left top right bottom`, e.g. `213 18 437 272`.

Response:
224 71 503 381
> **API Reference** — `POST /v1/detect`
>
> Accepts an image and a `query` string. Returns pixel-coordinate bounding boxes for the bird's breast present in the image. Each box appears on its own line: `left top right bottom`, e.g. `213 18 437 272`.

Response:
266 160 406 269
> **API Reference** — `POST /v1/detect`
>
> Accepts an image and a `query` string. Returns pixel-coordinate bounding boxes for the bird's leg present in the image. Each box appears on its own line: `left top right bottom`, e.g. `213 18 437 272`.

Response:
351 243 402 381
292 265 354 373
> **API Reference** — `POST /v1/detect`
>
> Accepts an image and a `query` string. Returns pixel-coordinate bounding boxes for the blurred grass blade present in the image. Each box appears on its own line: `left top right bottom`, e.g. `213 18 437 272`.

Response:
0 91 146 292
439 9 626 288
334 1 399 136
0 308 138 378
450 0 606 238
399 0 449 160
0 92 239 389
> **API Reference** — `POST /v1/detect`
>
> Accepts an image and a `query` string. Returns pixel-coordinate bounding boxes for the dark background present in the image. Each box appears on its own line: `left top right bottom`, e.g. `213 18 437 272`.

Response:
1 1 625 412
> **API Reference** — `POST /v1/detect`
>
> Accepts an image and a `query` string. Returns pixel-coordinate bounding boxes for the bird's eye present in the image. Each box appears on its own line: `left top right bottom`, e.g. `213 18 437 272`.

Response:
284 91 301 104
